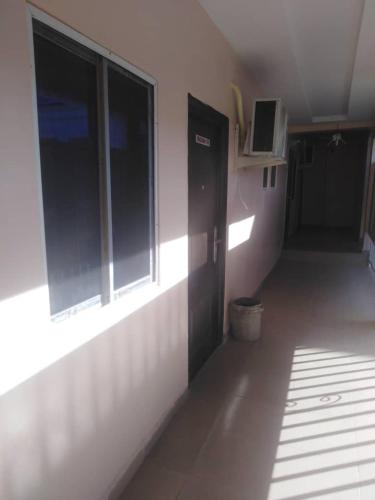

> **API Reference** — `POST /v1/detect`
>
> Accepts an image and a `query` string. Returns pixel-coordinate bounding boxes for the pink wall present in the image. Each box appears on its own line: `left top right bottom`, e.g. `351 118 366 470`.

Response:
226 165 287 309
0 1 287 499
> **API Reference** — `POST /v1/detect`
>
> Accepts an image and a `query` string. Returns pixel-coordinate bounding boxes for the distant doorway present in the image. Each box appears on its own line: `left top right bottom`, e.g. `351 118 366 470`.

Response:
187 95 228 381
285 130 369 252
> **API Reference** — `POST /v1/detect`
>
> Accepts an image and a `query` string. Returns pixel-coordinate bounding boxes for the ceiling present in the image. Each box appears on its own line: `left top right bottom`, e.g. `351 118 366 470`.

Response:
199 0 375 125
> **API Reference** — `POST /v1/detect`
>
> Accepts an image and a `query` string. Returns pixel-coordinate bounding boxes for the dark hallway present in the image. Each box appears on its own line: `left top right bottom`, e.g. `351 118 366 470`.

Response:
285 227 362 253
285 130 369 254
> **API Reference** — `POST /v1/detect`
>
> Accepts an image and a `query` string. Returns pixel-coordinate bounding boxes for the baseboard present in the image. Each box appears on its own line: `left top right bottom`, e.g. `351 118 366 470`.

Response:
255 248 284 298
106 387 190 500
107 448 146 500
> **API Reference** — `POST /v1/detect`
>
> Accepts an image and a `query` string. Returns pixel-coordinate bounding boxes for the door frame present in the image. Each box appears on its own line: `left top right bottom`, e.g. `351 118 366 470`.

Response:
187 94 229 381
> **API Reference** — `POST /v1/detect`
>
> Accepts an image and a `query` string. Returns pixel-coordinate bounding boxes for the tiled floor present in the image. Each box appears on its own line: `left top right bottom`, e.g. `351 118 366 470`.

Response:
122 252 375 499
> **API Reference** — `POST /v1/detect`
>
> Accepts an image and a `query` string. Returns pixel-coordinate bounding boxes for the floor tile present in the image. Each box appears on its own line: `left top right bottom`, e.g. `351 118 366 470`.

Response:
192 426 276 498
267 463 360 500
178 474 255 500
148 394 218 473
120 459 186 500
358 462 375 500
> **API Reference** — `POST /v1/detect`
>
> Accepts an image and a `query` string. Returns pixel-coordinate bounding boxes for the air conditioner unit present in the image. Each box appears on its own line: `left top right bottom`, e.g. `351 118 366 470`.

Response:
249 98 288 158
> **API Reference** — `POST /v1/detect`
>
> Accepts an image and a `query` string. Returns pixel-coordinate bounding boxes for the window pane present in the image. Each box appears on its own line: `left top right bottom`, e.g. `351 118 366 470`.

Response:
108 66 153 290
263 167 269 188
34 32 102 315
271 165 277 188
253 101 276 152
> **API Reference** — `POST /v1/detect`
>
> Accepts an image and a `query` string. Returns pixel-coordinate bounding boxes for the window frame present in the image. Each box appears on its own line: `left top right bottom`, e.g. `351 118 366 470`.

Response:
28 5 159 321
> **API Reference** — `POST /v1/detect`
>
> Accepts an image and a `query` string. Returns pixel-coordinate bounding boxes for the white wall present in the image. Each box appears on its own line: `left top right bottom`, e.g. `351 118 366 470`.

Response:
0 1 287 499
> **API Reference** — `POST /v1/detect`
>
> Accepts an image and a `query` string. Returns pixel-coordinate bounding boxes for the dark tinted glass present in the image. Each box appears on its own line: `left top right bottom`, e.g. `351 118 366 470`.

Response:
34 33 102 315
263 167 269 188
108 66 153 290
270 165 277 188
253 101 276 152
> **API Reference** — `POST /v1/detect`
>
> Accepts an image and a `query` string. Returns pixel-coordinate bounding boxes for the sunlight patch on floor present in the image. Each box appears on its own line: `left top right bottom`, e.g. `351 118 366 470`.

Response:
268 346 375 500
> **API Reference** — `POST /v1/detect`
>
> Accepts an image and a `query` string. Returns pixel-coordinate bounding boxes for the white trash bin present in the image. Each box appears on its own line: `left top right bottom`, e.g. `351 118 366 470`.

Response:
230 297 264 341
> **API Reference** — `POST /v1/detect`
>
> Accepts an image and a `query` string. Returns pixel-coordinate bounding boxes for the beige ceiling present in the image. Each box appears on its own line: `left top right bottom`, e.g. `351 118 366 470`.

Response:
199 0 375 125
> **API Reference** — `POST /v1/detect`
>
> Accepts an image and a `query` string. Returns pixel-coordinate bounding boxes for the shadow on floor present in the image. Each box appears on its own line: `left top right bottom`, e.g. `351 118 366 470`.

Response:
121 253 375 500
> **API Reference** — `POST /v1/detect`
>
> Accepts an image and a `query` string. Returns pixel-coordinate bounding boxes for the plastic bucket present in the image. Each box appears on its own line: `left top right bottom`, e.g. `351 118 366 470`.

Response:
230 297 264 341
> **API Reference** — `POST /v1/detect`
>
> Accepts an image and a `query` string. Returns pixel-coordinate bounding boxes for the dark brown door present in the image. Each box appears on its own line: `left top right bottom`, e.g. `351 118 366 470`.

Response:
188 95 228 381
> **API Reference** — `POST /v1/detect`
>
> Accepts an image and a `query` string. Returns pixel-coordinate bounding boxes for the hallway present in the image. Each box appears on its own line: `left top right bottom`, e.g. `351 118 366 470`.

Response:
123 252 375 500
284 228 363 254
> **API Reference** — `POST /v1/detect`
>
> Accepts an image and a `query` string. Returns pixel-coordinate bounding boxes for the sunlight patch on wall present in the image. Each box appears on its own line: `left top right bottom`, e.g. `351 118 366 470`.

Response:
228 215 255 251
0 235 188 397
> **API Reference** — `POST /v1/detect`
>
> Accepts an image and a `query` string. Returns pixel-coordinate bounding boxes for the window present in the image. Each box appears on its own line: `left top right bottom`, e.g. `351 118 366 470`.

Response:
33 20 155 318
263 167 269 189
270 165 277 188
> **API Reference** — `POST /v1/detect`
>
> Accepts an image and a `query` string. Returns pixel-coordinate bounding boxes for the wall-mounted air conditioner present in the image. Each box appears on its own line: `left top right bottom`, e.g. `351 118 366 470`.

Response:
249 98 288 158
231 84 288 169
